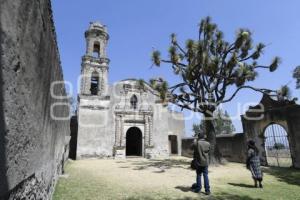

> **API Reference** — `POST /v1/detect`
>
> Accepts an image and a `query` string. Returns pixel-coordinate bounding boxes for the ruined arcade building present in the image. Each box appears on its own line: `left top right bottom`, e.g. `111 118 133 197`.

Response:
0 1 184 199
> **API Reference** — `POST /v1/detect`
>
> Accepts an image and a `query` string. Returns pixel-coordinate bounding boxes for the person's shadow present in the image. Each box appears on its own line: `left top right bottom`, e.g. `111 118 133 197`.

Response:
228 183 255 188
175 186 210 196
175 186 192 192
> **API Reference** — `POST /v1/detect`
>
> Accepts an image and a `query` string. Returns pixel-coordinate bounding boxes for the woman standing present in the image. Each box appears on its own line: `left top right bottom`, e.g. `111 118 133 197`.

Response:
246 140 263 188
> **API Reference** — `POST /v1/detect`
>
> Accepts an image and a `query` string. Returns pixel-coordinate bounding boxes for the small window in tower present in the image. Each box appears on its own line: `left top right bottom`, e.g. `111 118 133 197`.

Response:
93 42 100 58
90 71 99 95
130 95 138 110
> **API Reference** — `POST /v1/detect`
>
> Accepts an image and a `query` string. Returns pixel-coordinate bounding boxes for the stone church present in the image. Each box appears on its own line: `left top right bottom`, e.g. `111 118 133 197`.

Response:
76 22 185 159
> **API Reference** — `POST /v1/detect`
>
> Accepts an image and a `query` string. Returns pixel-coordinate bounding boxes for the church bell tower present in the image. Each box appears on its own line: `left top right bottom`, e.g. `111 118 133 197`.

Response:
80 22 109 96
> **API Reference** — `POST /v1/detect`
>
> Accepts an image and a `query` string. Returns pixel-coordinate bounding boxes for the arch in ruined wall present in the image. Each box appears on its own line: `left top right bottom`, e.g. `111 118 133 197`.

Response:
263 123 292 167
241 94 299 167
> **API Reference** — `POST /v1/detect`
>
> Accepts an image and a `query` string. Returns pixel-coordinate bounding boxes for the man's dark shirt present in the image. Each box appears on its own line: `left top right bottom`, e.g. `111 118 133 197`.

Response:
193 139 210 167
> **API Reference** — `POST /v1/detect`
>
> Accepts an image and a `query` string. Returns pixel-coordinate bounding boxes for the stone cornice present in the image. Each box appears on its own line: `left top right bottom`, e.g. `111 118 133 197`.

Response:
124 119 145 124
78 95 110 101
82 55 110 65
85 29 109 40
114 110 153 115
79 105 109 110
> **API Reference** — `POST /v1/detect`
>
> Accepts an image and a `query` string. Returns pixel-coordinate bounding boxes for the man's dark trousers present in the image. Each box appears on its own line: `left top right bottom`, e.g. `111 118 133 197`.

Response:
196 166 210 192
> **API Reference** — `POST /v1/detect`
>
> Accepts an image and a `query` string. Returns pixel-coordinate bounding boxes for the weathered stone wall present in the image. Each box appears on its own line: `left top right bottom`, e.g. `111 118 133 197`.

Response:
285 106 300 168
167 110 185 156
77 98 114 158
181 138 194 158
152 105 170 157
215 133 246 163
181 134 246 163
0 0 70 199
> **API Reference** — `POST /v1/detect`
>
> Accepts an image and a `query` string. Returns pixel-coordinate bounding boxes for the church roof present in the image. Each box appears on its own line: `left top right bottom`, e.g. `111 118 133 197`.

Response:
89 21 104 28
116 78 158 94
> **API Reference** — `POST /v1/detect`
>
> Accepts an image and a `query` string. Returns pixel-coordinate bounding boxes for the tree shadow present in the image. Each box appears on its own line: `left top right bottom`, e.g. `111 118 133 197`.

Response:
116 161 127 163
0 32 9 199
126 189 263 200
153 170 165 173
119 166 130 168
213 192 263 200
125 195 199 200
125 197 183 200
125 197 157 200
228 183 255 188
262 166 300 186
128 158 191 172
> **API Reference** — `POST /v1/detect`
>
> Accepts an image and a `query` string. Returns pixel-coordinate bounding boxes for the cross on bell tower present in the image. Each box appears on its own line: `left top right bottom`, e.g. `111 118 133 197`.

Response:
80 22 110 96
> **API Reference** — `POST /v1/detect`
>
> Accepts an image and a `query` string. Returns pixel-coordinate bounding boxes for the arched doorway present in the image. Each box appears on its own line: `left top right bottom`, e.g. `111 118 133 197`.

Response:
126 127 142 156
264 123 292 167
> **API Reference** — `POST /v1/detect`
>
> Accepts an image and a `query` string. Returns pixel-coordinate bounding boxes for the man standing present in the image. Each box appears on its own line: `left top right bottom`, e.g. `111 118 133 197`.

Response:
192 132 211 195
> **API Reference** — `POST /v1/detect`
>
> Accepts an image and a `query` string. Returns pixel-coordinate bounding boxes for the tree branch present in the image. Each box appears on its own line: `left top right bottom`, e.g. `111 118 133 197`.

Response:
219 85 277 104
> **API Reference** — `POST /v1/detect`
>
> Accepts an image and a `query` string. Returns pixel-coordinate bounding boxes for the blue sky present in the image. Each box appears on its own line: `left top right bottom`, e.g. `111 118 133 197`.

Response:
52 0 300 136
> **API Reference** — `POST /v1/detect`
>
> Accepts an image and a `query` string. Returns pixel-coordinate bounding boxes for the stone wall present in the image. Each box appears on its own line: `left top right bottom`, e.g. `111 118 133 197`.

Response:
285 106 300 168
0 0 70 199
181 138 194 158
215 133 246 163
182 133 246 163
167 110 185 156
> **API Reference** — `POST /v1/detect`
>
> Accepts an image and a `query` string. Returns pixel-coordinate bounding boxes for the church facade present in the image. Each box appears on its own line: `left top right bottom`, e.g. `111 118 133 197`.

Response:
76 22 185 159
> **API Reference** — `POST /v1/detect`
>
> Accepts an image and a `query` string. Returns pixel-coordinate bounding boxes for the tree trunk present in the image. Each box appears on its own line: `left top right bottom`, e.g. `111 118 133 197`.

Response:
204 112 222 165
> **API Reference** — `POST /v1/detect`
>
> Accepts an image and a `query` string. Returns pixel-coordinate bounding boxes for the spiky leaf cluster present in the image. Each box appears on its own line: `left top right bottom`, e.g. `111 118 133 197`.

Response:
277 85 292 100
149 78 169 102
151 16 279 113
137 79 146 91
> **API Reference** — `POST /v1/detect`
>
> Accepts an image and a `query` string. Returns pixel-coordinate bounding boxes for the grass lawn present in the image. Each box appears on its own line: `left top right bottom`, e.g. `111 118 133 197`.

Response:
53 157 300 200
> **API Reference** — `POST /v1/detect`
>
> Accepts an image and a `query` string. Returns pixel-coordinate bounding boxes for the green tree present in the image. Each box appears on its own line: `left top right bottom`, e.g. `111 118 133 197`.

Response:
293 66 300 89
273 142 285 150
192 120 205 137
277 85 292 101
215 109 236 135
150 17 281 163
193 108 235 136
